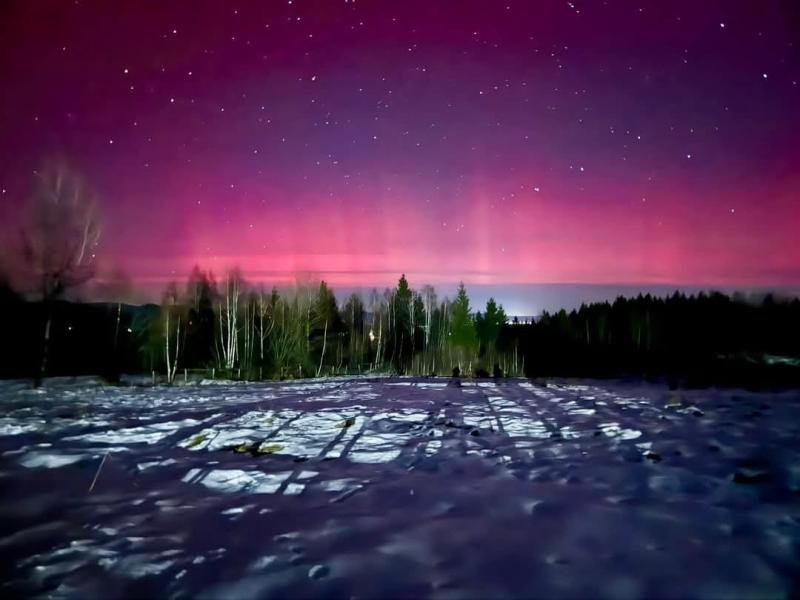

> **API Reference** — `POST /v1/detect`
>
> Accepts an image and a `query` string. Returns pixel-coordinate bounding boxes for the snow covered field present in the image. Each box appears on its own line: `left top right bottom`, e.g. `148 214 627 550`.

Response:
1 377 799 598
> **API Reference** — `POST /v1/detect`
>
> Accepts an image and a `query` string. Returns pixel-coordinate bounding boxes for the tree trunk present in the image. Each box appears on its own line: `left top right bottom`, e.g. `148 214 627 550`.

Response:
164 310 171 383
37 304 53 385
114 302 122 351
316 319 328 377
172 314 180 383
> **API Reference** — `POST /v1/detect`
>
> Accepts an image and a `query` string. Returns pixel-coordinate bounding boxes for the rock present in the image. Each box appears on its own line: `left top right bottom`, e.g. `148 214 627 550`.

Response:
665 395 683 409
733 467 770 484
644 451 662 463
308 564 329 580
255 443 283 455
545 554 569 565
186 433 208 449
336 417 356 428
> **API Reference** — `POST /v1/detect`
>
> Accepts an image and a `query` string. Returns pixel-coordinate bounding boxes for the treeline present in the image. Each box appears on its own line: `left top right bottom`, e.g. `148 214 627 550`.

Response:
518 291 800 387
2 273 799 387
5 162 798 386
142 269 516 382
0 270 516 381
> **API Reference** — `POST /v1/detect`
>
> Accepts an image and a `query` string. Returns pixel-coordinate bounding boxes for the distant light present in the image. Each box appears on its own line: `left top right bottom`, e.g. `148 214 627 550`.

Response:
719 23 725 29
67 326 73 331
368 329 375 342
127 327 133 333
762 73 768 79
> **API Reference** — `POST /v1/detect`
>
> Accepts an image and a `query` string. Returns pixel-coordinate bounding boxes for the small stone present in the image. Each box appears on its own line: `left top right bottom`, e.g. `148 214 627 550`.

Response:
308 564 329 579
733 467 770 484
666 395 683 409
644 451 662 463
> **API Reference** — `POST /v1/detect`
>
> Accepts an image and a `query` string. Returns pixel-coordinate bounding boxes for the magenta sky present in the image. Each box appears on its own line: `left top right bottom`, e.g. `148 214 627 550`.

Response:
1 1 799 309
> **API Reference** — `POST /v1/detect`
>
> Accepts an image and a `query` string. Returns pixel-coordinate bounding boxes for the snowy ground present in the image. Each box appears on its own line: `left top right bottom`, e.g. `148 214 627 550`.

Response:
1 376 799 599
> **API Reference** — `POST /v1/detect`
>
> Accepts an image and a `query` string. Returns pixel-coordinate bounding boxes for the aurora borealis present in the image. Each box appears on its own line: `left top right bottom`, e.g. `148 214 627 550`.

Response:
1 1 798 312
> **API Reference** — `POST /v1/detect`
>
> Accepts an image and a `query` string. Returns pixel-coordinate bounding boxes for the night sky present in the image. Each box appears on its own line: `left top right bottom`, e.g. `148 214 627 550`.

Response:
1 1 799 313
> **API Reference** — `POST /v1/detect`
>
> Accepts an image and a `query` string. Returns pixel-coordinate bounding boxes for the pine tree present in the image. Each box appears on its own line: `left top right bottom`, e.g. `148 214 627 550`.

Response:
450 282 478 368
390 274 414 372
342 293 365 370
312 281 340 376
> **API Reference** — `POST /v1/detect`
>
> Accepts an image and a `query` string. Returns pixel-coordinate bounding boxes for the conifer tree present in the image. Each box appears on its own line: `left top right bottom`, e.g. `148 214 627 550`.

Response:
450 282 478 368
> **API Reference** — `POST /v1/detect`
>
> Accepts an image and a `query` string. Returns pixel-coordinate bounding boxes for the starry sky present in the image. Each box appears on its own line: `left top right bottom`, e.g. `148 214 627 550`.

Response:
1 0 799 313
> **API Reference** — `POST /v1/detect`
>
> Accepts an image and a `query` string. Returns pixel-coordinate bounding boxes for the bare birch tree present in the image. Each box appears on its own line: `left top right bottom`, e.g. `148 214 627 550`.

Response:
162 282 183 384
19 163 101 382
216 269 243 370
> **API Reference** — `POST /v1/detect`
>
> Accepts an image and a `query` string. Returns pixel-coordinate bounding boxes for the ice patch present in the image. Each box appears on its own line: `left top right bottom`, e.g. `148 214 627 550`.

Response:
487 396 549 438
425 440 442 456
67 418 203 445
137 458 177 471
415 382 447 389
284 483 306 495
221 506 250 515
319 478 363 493
182 468 292 494
0 419 47 436
599 422 642 440
19 452 87 468
559 425 583 439
250 555 278 571
268 409 363 459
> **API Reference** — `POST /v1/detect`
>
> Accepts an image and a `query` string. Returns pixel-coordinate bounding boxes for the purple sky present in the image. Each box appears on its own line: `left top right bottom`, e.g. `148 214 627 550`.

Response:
1 1 799 312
